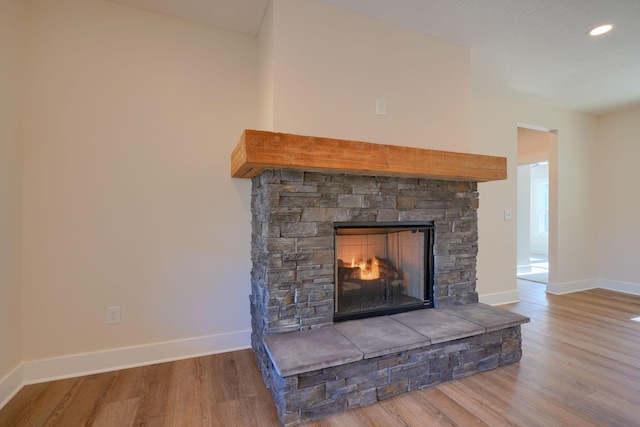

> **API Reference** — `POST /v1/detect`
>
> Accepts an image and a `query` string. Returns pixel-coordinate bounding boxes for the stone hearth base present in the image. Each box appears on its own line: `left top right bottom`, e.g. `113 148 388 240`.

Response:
260 303 529 426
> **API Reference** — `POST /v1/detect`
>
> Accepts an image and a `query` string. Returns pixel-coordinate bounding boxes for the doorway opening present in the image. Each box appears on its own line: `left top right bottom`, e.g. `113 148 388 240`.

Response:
516 126 557 285
517 162 549 283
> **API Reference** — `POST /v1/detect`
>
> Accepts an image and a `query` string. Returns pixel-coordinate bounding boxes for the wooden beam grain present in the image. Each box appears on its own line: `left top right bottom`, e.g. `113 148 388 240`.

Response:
230 130 507 182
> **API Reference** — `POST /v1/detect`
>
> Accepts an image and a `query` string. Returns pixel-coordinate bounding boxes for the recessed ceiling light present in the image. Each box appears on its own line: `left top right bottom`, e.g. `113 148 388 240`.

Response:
589 24 613 36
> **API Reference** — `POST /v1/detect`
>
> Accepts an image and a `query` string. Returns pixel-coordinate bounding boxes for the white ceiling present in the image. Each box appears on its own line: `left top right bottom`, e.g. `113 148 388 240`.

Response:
109 0 640 115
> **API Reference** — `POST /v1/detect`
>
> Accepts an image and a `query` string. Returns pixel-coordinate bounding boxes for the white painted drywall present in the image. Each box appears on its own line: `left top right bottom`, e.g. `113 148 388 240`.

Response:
596 106 640 286
263 0 472 152
257 0 274 131
21 0 258 361
0 0 23 383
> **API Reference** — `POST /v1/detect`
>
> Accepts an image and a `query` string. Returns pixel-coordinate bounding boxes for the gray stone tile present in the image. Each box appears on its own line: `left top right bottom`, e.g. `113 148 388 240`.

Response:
334 316 430 359
391 309 485 343
445 303 530 332
264 327 363 377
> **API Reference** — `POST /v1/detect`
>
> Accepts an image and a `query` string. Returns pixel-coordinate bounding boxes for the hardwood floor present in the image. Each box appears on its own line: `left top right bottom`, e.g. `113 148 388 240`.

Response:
2 280 640 426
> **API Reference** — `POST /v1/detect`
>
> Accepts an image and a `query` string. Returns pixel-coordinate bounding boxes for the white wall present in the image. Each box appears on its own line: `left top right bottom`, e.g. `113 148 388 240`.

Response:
264 0 472 153
472 91 599 302
257 0 274 130
596 106 640 288
21 0 257 362
0 0 23 387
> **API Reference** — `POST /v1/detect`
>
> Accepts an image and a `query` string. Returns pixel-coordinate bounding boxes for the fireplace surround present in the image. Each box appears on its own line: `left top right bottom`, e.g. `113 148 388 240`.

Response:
249 170 481 335
232 130 528 425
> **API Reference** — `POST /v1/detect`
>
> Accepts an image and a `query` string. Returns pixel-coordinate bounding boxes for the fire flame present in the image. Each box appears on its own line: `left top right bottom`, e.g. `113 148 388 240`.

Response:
350 256 380 280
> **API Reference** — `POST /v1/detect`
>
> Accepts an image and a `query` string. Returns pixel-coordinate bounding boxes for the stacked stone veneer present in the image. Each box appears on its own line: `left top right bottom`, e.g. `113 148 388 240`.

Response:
267 326 523 425
250 170 480 379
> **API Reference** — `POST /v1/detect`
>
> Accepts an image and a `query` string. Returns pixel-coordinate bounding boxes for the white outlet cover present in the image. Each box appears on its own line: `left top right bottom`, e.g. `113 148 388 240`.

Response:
376 99 386 116
107 306 121 324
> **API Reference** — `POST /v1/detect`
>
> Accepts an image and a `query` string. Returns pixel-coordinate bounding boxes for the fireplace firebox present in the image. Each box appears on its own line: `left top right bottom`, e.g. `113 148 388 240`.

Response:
334 222 434 321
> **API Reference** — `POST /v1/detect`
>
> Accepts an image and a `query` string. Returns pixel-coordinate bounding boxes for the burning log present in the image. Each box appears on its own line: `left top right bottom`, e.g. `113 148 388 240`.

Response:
338 257 401 281
337 257 405 304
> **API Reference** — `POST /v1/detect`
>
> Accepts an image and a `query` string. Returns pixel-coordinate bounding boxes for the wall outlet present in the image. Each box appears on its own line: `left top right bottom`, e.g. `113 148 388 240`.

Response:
106 306 121 324
376 98 386 116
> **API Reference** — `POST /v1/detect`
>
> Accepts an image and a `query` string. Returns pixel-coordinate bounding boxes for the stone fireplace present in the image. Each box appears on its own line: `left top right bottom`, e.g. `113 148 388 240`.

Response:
232 130 528 426
250 171 481 334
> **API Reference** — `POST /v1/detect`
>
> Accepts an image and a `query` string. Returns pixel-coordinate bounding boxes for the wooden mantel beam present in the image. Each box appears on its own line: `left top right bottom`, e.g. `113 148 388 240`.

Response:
231 130 507 182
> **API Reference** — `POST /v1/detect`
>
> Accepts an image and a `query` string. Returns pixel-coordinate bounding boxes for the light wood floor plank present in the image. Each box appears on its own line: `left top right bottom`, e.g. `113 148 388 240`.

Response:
413 388 490 426
172 358 212 427
433 380 521 427
131 362 178 426
379 392 459 426
103 366 143 404
45 373 116 427
93 398 140 427
7 378 81 427
207 352 242 404
0 382 49 426
2 281 640 426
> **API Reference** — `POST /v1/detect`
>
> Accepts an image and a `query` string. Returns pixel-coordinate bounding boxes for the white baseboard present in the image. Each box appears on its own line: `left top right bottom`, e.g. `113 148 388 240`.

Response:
22 329 251 385
598 278 640 296
479 290 520 306
1 330 250 410
0 363 24 411
546 278 598 295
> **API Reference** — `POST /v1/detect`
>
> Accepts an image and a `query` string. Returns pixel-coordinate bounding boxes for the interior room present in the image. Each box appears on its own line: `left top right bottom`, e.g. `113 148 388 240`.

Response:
2 0 640 425
516 127 552 284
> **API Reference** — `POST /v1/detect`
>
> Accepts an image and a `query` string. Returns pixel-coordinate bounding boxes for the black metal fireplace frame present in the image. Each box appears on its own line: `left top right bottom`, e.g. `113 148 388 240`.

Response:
333 221 435 322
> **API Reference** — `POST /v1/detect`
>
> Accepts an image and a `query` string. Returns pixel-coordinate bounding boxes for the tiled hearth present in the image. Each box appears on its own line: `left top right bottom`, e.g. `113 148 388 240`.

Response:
231 131 524 426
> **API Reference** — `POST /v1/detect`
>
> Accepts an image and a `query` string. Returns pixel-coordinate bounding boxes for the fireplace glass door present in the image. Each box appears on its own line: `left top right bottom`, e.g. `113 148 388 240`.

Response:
334 222 434 321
